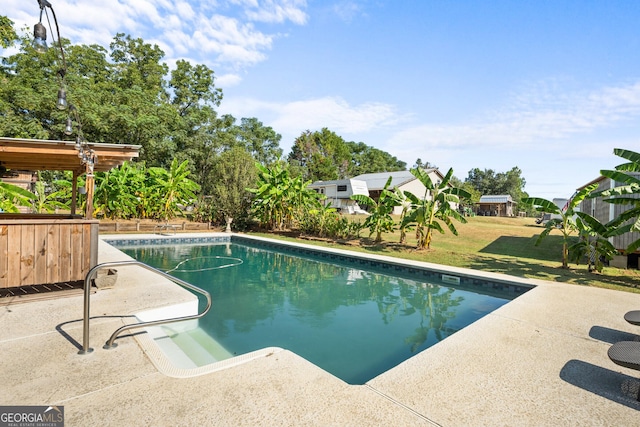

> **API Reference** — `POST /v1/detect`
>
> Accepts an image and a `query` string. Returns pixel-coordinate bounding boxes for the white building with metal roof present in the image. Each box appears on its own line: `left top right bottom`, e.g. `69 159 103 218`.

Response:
353 169 446 215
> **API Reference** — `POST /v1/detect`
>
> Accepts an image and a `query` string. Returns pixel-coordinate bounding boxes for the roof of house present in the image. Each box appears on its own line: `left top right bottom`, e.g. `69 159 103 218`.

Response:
353 169 439 191
577 172 640 191
479 195 514 204
308 179 366 187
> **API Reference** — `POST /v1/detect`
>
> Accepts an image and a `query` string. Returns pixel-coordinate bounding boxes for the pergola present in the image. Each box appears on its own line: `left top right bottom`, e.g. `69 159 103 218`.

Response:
0 137 140 219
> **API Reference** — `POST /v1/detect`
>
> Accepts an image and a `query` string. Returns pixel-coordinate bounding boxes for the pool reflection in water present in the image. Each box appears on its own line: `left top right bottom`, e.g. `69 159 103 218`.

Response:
123 242 513 384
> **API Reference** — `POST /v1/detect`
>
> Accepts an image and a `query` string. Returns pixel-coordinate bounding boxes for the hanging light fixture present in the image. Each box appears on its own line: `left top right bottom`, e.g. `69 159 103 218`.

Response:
57 87 68 110
33 21 48 53
64 116 73 135
33 0 69 109
32 0 98 172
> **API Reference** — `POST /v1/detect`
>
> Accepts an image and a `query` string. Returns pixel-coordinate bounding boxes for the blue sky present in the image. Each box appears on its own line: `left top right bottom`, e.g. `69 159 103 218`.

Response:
4 1 640 201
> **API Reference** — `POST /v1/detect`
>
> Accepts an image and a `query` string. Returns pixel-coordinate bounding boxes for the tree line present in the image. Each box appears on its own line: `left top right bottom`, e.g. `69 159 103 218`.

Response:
1 16 531 226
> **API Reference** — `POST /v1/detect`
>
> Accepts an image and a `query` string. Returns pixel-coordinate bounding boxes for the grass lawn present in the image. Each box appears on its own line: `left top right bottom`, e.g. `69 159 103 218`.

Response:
250 215 640 294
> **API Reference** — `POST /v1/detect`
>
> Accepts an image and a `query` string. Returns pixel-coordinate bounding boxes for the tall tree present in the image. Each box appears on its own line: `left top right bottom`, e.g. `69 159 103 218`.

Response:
288 128 351 181
465 166 528 208
346 141 406 176
0 16 18 48
235 117 283 166
209 146 257 231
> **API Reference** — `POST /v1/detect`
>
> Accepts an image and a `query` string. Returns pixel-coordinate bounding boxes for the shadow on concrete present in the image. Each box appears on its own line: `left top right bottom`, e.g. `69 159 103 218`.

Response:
56 315 137 351
589 325 639 345
560 359 640 410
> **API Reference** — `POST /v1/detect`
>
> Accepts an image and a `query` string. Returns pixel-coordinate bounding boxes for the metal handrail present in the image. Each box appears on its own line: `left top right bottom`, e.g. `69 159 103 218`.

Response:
79 260 212 354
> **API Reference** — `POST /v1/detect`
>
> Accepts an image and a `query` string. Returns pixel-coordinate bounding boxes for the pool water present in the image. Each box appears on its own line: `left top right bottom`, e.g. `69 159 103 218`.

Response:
123 242 513 384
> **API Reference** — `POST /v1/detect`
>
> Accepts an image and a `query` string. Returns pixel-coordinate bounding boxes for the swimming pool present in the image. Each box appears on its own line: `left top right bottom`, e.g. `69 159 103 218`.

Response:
110 235 532 384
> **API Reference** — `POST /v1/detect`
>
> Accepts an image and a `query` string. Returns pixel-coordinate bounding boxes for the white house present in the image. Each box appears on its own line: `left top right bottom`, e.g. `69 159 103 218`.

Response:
307 179 369 214
353 169 447 215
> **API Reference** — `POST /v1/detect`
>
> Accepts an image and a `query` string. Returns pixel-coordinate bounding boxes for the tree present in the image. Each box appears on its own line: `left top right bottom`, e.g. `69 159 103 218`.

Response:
346 141 406 176
521 183 597 268
209 146 257 231
288 128 351 181
350 177 398 243
413 159 437 169
0 16 18 49
235 117 282 165
402 168 470 250
465 167 528 209
595 148 640 253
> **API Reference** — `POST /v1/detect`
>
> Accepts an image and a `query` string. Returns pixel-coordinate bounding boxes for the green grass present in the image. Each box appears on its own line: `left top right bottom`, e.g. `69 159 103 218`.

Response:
249 216 640 293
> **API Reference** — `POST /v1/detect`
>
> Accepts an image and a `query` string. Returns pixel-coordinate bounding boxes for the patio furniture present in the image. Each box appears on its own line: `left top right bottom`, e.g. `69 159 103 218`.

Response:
624 310 640 326
608 341 640 400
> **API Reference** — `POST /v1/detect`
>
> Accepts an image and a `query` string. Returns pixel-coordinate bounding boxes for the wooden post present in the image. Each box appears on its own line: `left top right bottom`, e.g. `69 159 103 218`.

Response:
71 170 79 216
85 171 94 219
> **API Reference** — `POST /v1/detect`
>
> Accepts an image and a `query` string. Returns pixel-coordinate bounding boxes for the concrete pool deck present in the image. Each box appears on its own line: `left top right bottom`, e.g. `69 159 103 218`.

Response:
2 233 640 426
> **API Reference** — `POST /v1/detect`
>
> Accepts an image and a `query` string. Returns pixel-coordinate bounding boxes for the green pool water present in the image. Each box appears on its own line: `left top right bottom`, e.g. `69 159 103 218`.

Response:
123 242 512 384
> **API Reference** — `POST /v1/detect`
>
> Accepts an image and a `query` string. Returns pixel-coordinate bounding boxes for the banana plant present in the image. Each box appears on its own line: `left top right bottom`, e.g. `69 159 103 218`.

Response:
522 183 598 268
247 162 319 230
401 167 470 250
570 212 618 272
594 148 640 253
390 186 412 244
350 176 397 243
32 179 69 213
148 159 200 221
0 181 36 213
94 161 146 219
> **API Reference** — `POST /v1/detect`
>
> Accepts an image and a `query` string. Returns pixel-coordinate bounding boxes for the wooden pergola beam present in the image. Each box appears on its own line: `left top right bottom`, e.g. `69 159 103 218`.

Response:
0 137 141 219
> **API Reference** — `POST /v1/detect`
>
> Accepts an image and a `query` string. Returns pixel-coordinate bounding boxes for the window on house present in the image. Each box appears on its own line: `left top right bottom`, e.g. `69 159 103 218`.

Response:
337 185 347 192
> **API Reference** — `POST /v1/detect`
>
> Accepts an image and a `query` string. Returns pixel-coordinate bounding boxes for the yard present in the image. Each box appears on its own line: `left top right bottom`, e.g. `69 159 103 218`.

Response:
252 215 640 293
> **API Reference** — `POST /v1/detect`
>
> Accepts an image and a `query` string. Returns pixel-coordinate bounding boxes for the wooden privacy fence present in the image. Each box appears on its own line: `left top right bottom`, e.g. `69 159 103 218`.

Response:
0 216 98 289
98 220 213 233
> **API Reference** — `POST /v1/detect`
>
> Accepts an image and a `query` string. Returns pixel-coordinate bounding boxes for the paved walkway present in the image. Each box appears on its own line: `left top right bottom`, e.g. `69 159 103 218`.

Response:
2 233 640 426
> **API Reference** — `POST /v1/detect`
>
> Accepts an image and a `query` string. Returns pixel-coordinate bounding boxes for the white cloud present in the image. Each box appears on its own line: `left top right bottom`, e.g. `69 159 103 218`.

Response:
332 1 364 23
216 73 243 87
219 95 407 148
2 0 307 73
232 0 308 24
384 80 640 159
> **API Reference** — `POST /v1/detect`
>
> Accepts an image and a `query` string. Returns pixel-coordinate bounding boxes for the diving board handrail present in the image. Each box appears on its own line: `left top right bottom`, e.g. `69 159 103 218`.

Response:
79 260 212 355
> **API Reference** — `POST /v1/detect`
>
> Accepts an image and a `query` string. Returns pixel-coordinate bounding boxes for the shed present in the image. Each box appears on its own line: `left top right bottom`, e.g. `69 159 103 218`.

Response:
477 195 515 217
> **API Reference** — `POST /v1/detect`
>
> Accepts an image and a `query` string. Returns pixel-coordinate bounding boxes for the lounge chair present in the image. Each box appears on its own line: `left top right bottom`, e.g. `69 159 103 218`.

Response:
608 341 640 401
